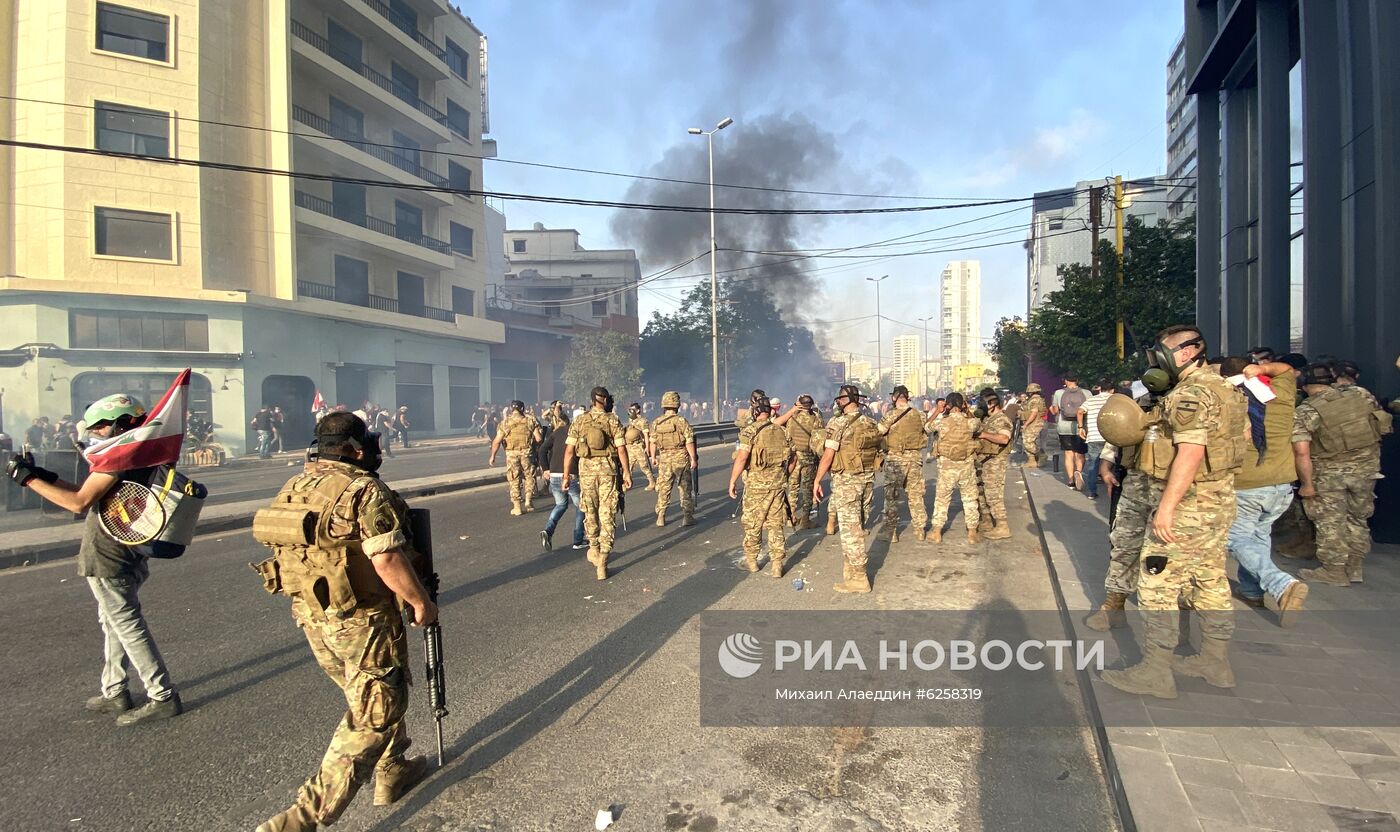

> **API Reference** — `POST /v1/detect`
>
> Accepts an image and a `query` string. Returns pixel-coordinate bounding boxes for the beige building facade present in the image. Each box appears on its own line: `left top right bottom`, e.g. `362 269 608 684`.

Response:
0 0 503 452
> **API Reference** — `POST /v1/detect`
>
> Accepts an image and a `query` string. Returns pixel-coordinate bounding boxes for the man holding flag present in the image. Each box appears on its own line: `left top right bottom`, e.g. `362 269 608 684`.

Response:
6 371 192 726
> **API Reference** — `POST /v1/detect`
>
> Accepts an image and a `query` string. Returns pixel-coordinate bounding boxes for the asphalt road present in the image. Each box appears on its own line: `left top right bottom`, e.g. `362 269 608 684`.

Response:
0 452 1116 831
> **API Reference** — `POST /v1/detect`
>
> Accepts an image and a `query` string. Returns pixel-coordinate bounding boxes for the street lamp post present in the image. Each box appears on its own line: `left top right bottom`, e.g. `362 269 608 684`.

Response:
918 315 935 397
688 117 733 423
867 274 889 392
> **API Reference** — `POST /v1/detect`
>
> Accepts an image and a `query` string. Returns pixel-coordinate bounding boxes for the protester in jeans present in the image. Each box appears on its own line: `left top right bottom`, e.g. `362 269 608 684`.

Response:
1076 379 1113 499
1218 355 1309 623
6 394 181 725
1050 376 1088 487
249 406 274 458
538 411 585 551
394 406 412 448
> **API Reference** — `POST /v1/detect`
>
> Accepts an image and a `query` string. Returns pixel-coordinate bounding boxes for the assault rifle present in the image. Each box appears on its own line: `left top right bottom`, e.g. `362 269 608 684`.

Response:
407 509 448 766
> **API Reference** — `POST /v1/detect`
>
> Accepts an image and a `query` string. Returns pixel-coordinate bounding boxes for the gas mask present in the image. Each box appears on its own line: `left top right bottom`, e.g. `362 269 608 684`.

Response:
972 405 988 420
596 394 615 413
1143 334 1206 393
316 432 383 473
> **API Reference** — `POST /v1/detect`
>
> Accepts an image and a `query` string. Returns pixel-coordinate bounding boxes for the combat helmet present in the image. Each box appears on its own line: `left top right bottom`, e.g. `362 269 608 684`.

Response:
1096 393 1150 447
1025 383 1042 394
661 391 681 409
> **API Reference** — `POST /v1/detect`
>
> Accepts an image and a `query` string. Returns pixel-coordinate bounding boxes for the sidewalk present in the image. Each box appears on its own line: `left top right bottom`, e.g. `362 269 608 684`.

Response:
1024 463 1400 832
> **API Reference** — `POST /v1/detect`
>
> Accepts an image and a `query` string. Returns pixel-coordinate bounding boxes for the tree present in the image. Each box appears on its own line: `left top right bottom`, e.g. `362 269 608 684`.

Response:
561 330 642 403
1027 216 1196 383
989 316 1029 391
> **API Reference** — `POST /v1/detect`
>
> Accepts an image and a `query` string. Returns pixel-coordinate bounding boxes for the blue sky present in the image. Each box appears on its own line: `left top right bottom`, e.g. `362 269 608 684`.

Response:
467 0 1185 366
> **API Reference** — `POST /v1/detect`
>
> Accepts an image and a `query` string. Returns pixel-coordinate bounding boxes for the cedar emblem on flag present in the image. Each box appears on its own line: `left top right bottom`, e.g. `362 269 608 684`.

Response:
83 369 190 474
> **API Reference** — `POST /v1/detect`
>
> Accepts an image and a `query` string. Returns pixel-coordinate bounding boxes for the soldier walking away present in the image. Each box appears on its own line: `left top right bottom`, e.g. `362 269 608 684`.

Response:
1020 383 1048 466
251 413 437 831
624 403 657 491
813 385 882 593
1101 326 1246 700
649 391 697 527
973 392 1015 540
928 393 982 544
773 394 824 530
1293 363 1389 586
489 400 543 515
7 394 183 726
563 388 632 580
1084 391 1157 631
877 385 935 542
729 398 794 576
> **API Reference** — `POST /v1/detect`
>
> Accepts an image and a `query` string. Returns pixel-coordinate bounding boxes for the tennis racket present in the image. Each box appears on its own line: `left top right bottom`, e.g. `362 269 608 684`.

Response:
98 480 168 546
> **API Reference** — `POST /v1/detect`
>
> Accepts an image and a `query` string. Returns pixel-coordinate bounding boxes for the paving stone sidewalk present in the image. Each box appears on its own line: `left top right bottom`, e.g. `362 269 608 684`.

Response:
1023 463 1400 832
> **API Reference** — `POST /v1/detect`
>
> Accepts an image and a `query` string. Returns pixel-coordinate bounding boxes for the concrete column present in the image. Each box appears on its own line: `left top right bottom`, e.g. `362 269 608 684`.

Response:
1221 86 1252 356
1255 0 1293 353
1300 0 1347 360
1195 92 1223 350
1368 0 1400 396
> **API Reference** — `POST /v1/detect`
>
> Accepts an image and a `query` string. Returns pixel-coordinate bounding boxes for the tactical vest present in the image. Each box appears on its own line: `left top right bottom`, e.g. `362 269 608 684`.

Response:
250 468 394 618
977 414 1013 457
830 415 881 474
1310 390 1382 458
809 424 827 456
1021 395 1046 424
937 414 976 461
885 406 928 452
574 412 618 459
785 410 821 454
503 414 534 450
1135 374 1246 482
624 420 645 445
747 422 788 470
652 413 687 451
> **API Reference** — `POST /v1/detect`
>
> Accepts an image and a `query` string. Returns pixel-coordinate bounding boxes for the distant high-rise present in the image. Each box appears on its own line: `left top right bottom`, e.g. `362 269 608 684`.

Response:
892 334 921 390
939 260 981 387
1166 32 1197 220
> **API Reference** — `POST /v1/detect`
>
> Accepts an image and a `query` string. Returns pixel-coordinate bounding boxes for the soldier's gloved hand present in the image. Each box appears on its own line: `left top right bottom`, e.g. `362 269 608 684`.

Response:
7 454 57 488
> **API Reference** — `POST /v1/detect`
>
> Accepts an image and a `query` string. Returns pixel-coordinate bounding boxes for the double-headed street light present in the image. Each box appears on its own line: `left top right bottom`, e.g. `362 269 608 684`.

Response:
867 275 889 392
688 116 733 423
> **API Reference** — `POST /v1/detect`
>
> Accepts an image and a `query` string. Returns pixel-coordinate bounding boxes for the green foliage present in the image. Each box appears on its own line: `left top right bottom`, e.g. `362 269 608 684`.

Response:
561 329 643 403
1027 216 1197 383
989 316 1028 391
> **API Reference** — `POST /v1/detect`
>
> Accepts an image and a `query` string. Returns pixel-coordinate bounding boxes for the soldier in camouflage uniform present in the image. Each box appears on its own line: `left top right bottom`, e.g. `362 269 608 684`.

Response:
1020 383 1048 466
649 391 697 527
973 392 1015 540
489 400 542 515
1293 363 1387 586
814 385 882 593
774 394 824 530
1102 326 1246 699
730 399 794 575
929 393 982 543
1084 441 1151 631
252 413 436 832
623 403 657 491
563 388 632 580
877 385 935 541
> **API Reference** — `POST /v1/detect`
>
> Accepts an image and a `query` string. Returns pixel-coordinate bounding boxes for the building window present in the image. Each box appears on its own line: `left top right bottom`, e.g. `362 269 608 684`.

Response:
591 300 608 317
94 206 173 260
445 38 470 81
95 3 169 62
70 310 208 351
447 100 471 138
450 222 474 256
391 62 419 104
448 366 479 428
395 361 435 431
73 372 212 423
327 19 362 69
94 101 170 157
451 286 475 316
512 239 526 253
552 363 565 395
448 161 472 195
491 359 538 404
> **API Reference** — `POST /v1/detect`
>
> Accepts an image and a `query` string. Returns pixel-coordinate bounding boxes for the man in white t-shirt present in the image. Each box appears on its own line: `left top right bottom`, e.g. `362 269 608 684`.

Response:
1076 379 1113 499
1049 377 1088 487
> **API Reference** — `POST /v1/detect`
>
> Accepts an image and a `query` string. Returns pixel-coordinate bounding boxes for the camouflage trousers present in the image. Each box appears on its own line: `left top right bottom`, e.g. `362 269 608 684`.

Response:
1306 468 1377 568
578 457 620 556
882 450 928 532
931 456 979 531
789 452 818 521
1137 478 1236 651
832 471 875 571
505 449 535 508
1021 422 1044 461
1104 470 1151 595
742 485 788 564
626 442 655 488
654 450 694 522
291 599 410 825
974 453 1010 524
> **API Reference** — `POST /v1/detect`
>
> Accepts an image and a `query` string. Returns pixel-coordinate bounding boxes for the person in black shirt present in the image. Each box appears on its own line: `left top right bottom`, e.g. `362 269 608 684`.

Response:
250 406 274 458
538 412 585 551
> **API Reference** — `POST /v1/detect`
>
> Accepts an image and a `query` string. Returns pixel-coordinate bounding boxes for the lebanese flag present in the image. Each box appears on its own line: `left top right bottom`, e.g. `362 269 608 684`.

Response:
83 369 189 474
311 390 326 413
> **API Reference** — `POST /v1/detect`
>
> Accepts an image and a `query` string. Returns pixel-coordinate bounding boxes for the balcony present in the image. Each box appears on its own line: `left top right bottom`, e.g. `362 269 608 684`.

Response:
291 19 449 136
294 190 455 270
355 0 448 65
292 105 450 190
298 280 456 323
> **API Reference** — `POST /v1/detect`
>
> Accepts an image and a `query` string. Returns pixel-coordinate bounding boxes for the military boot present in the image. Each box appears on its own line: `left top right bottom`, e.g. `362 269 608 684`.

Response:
983 523 1011 540
644 481 656 492
1300 563 1351 587
256 804 317 832
833 566 871 594
596 552 609 581
374 755 432 806
915 527 927 542
85 690 133 714
1346 555 1364 584
1024 457 1039 469
682 515 696 527
1083 592 1129 632
770 557 785 578
930 527 943 544
825 513 838 535
1264 579 1309 628
656 515 666 527
1100 645 1178 699
1172 636 1235 689
966 528 980 544
881 522 898 543
742 554 761 573
510 501 523 517
523 501 535 513
586 547 601 566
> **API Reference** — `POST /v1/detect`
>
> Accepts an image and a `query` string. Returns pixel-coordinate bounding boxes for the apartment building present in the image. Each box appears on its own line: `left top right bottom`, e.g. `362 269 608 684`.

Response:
0 0 503 452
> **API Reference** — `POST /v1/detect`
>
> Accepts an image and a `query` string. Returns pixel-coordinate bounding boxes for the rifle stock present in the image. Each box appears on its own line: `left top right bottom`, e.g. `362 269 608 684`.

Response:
408 509 448 767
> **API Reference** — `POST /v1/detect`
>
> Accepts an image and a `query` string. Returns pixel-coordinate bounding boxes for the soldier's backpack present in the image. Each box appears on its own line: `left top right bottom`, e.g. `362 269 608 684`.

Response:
831 416 881 473
937 414 976 462
624 422 644 444
504 415 533 450
748 422 788 469
652 414 685 451
1311 391 1383 457
576 413 615 458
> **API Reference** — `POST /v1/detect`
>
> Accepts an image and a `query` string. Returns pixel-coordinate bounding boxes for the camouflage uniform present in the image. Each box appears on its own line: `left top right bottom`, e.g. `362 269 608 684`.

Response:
784 408 824 526
930 411 983 532
566 410 627 567
496 412 540 512
1020 393 1047 464
1292 387 1382 574
878 403 934 536
737 419 792 571
824 410 880 580
973 411 1015 528
251 460 419 827
651 411 696 524
1104 449 1150 595
624 416 656 490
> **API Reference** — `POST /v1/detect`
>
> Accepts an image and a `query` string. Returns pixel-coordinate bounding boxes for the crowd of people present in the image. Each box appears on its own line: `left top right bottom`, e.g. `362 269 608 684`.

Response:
18 414 81 452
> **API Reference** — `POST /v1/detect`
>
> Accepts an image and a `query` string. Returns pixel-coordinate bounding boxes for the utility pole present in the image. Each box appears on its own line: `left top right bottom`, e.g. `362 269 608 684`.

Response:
687 117 733 423
1113 175 1125 360
1089 185 1103 282
867 275 888 391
